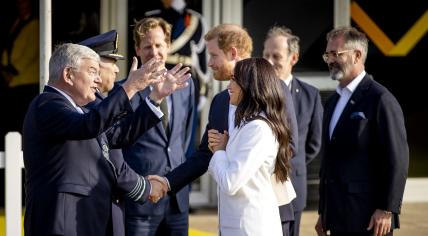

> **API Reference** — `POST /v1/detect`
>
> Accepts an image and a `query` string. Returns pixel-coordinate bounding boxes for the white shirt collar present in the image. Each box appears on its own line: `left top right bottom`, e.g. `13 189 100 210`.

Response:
336 71 366 96
282 74 293 87
47 85 84 114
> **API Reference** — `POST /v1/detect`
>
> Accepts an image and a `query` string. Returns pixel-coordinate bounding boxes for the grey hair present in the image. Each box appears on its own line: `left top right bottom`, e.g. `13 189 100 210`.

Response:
48 43 100 84
326 26 368 63
265 26 300 55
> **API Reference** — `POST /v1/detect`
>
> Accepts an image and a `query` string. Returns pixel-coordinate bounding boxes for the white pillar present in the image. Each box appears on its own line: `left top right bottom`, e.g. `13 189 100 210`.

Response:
39 0 52 92
5 132 23 236
100 0 128 81
334 0 350 28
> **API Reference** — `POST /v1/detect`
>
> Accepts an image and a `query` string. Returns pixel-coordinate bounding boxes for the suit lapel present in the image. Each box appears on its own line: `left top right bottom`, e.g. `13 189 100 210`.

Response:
323 93 340 142
136 89 169 142
290 78 299 114
330 75 372 138
169 92 180 140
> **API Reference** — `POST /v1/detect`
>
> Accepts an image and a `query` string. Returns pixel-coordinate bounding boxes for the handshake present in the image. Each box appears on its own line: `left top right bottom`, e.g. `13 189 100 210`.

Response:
147 175 169 203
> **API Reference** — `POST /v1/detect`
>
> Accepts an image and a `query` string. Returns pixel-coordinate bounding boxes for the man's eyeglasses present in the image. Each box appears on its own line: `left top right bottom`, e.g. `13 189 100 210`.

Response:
322 49 354 63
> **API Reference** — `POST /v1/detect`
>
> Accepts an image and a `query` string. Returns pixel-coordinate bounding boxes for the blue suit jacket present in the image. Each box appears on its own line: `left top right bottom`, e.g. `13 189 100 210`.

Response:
289 77 323 212
86 90 161 236
165 83 298 222
23 86 158 236
123 80 195 216
319 75 409 232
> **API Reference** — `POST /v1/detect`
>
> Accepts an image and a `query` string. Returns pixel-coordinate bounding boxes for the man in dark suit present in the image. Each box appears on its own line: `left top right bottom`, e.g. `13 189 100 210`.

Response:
123 17 195 236
263 26 323 236
22 43 189 235
150 23 299 236
315 27 409 236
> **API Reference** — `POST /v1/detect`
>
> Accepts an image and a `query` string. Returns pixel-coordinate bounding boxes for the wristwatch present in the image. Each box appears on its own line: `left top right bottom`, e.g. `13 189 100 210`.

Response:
148 97 160 107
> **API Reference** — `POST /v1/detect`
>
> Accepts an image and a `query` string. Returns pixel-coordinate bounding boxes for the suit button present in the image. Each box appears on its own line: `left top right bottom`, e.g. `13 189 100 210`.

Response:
167 147 171 152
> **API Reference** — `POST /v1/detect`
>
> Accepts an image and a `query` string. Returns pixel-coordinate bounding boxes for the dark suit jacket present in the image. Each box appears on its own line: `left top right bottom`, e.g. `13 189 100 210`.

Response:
23 86 158 236
86 91 161 236
123 80 195 217
165 83 298 222
319 74 409 233
289 77 323 212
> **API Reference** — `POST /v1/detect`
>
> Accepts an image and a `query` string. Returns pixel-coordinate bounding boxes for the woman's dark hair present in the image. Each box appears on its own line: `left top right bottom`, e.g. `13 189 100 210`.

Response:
233 57 292 182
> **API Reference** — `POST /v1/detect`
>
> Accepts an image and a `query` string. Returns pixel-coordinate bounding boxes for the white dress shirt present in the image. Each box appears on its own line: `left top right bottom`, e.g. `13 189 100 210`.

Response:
329 71 366 138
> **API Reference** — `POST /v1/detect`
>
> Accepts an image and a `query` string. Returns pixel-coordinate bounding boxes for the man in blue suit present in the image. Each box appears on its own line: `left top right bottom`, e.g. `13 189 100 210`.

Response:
315 27 408 236
263 26 323 236
151 23 299 236
22 43 189 236
123 17 195 236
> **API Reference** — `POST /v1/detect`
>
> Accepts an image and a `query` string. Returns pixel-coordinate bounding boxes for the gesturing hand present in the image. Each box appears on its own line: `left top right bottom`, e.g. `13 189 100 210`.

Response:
150 63 191 102
208 129 229 153
122 57 166 99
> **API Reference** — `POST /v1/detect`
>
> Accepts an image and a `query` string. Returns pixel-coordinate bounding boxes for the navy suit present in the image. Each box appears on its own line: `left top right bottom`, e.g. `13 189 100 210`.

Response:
165 83 298 235
289 77 323 236
319 75 409 234
23 86 159 236
123 81 195 236
86 91 160 236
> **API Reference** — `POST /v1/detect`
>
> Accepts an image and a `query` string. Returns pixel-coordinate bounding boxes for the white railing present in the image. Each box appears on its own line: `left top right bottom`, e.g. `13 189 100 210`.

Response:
1 132 24 236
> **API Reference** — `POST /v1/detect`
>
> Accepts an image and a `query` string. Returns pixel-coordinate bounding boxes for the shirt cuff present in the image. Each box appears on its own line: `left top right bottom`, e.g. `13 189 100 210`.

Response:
163 177 171 191
145 97 163 119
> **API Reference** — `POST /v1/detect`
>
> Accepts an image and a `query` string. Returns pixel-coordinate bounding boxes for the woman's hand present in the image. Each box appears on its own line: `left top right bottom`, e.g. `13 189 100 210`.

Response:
208 129 229 153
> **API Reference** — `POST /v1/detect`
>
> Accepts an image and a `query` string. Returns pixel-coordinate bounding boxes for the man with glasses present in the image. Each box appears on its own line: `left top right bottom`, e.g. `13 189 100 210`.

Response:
315 27 409 236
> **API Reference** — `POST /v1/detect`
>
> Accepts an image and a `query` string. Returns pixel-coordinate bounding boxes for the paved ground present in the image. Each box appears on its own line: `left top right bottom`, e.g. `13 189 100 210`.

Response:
189 202 428 236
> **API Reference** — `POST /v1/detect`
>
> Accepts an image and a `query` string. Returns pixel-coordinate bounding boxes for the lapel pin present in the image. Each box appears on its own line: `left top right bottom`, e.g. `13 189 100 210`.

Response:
350 100 355 105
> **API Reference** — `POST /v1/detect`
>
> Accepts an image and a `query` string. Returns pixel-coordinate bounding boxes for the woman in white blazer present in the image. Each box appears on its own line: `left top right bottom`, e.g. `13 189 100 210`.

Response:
208 58 294 236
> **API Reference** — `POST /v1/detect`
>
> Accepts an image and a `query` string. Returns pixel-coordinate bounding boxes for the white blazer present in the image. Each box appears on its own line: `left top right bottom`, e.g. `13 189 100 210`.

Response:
208 119 283 236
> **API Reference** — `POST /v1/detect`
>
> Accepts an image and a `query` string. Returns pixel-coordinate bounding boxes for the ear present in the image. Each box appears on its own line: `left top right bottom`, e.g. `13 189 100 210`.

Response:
63 67 74 85
229 47 239 61
354 50 362 64
135 45 141 57
290 52 299 66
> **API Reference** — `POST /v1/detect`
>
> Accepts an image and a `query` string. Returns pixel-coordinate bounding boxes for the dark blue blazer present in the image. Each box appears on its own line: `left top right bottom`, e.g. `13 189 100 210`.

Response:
23 86 158 236
86 91 161 236
123 80 195 216
165 83 298 222
319 75 409 232
289 77 323 212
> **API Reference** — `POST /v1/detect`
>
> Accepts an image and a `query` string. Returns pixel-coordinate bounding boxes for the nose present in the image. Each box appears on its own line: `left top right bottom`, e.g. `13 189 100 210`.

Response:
207 57 214 68
264 55 274 65
114 64 119 73
94 74 102 83
147 46 158 58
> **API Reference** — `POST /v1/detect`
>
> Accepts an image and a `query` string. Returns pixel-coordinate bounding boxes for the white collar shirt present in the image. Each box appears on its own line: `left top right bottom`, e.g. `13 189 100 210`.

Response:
329 71 366 138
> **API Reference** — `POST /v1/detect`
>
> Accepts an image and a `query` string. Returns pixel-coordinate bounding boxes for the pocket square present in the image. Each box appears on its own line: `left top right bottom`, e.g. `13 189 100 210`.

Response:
350 111 366 119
